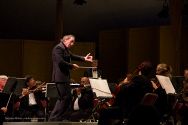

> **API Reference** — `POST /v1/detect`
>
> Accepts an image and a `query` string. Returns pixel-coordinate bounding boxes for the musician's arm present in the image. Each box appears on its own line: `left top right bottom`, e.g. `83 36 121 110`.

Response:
0 107 7 113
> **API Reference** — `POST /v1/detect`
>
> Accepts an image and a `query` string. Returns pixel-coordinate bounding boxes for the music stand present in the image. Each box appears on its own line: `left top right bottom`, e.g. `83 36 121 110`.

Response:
2 77 17 94
45 83 59 120
89 78 113 121
89 78 112 98
156 75 176 94
171 76 184 94
2 77 18 119
45 83 58 98
14 78 26 96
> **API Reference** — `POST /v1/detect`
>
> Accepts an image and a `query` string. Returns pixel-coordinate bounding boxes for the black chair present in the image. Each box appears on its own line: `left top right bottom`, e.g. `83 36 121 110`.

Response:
140 93 158 106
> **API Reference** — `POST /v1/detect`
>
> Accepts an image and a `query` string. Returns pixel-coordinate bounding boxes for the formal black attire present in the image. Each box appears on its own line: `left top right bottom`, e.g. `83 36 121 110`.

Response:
19 87 47 120
153 86 168 118
98 75 154 125
0 92 17 123
115 75 154 117
49 42 85 121
0 91 5 124
69 87 94 121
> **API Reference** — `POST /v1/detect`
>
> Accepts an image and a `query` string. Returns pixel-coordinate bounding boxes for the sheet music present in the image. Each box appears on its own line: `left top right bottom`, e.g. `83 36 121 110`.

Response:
89 79 112 98
156 75 176 94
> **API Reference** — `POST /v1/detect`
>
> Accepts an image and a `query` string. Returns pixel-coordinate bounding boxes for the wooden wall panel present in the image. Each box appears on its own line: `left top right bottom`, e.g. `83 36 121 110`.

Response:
0 39 23 77
99 29 128 83
128 26 159 72
23 40 54 82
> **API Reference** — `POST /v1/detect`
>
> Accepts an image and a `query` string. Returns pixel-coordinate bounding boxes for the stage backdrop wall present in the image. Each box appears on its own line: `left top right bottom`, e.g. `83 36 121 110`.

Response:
0 39 95 82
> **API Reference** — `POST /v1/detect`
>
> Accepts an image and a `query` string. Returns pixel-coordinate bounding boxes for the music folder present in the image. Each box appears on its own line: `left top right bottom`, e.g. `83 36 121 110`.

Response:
89 78 112 98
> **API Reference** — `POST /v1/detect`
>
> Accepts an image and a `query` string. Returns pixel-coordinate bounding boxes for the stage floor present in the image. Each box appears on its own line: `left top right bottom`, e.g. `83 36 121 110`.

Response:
3 122 98 125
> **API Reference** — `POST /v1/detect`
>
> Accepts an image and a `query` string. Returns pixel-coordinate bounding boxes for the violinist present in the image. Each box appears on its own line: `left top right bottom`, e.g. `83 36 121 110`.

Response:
98 61 154 125
69 77 94 121
113 73 132 96
115 61 154 116
111 62 149 106
19 75 47 120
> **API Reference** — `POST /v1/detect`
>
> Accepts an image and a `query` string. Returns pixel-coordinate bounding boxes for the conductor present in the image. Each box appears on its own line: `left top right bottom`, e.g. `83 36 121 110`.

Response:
48 35 93 121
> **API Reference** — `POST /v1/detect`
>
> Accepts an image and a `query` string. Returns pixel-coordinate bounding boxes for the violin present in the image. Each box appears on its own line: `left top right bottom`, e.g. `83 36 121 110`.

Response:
114 63 145 95
97 63 145 108
19 82 46 99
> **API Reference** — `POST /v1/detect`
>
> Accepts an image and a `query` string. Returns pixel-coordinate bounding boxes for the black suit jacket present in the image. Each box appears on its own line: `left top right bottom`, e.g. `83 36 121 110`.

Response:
72 87 94 111
19 85 47 110
52 42 84 83
114 75 153 117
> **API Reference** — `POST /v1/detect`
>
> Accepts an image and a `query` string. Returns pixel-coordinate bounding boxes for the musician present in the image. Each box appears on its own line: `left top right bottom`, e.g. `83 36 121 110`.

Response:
177 66 188 125
84 60 102 78
116 61 154 116
182 66 188 94
69 77 94 121
151 63 172 91
184 67 188 80
0 76 8 111
151 63 173 119
0 107 7 125
0 75 8 92
0 75 8 124
98 61 154 125
19 75 47 119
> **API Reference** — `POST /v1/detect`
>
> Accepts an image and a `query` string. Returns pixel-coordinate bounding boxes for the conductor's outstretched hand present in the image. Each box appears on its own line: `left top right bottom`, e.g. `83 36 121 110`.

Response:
84 53 93 62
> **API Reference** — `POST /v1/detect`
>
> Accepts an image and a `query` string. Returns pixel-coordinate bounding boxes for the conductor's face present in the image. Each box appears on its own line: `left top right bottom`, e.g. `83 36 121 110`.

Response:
64 37 75 48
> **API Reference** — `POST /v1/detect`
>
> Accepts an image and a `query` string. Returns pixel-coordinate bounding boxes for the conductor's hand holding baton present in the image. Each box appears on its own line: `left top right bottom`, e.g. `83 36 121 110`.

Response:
72 53 93 70
84 53 93 62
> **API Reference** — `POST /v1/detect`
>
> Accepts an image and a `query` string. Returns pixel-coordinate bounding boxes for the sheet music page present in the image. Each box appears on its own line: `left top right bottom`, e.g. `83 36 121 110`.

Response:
156 75 176 94
89 79 112 98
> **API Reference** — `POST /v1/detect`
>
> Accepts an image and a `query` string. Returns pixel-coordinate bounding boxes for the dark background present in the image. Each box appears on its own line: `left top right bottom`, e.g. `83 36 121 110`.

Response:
0 0 173 41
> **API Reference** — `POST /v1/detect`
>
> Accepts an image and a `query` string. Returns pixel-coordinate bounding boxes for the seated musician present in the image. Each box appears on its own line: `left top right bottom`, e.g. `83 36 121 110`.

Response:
115 61 154 117
151 63 173 118
19 75 47 119
69 77 94 121
177 66 188 125
0 75 8 124
98 61 155 125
